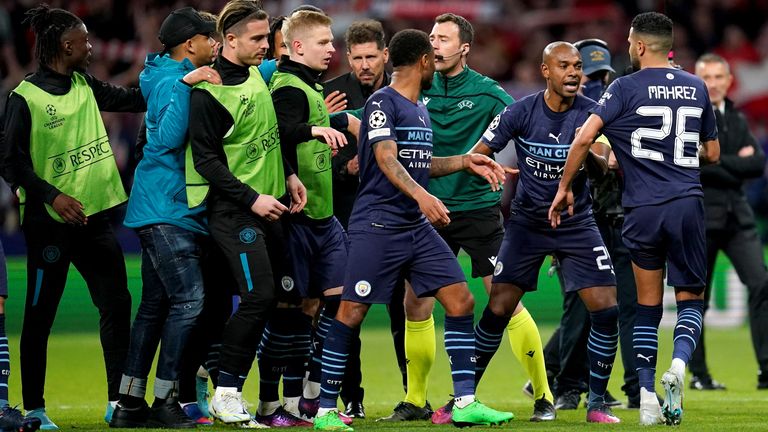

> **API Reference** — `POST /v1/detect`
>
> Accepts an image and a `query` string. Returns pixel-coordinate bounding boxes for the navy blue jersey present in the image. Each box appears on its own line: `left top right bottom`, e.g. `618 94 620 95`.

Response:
591 68 718 208
349 86 433 229
481 91 595 225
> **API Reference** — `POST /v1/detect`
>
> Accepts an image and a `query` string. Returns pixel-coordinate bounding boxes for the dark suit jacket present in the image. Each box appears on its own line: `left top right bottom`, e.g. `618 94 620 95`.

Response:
700 99 765 230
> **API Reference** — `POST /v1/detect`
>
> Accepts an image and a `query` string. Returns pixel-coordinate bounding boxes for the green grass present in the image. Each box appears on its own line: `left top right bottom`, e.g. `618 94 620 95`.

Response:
3 256 768 430
5 326 767 430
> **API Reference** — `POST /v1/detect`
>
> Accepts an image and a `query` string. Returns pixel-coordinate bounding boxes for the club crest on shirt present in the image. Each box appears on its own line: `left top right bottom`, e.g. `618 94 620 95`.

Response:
281 276 294 292
493 261 504 276
354 280 371 297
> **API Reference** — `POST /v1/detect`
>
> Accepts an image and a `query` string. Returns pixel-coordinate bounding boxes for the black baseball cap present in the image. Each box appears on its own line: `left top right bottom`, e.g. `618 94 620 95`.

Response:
158 7 215 49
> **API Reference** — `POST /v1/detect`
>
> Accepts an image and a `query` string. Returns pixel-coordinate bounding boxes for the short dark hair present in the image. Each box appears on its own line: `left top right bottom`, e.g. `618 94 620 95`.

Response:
631 12 673 52
218 0 268 36
389 29 432 68
435 13 473 45
345 20 385 51
24 3 83 67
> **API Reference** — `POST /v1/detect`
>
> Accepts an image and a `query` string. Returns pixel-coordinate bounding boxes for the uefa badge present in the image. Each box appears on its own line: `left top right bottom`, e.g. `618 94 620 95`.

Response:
354 280 371 297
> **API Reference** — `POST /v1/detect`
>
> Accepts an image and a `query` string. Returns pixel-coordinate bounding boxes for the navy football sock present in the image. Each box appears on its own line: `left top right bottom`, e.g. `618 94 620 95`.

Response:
473 307 508 385
0 314 8 407
444 314 476 398
634 304 663 392
672 299 704 364
318 320 353 410
587 306 619 409
283 311 313 399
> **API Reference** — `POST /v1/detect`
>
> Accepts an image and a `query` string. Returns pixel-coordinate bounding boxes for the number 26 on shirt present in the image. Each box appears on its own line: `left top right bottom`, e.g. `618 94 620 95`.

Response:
631 105 704 167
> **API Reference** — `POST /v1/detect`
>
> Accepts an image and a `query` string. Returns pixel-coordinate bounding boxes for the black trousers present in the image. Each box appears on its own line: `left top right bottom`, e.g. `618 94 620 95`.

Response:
543 221 639 398
21 214 131 409
208 209 288 377
692 223 768 376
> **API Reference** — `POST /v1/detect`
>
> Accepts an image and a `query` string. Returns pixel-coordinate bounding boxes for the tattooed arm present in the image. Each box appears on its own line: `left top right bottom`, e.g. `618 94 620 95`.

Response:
372 139 450 226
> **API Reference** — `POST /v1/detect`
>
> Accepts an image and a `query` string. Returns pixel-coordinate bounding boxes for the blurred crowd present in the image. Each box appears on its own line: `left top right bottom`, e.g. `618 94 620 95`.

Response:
1 0 768 236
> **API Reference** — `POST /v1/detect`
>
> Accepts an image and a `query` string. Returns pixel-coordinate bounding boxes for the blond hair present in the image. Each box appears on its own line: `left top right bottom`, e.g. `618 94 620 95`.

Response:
282 10 332 50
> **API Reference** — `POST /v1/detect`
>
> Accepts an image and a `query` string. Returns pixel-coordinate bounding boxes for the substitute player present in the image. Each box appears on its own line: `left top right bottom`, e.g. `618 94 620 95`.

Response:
470 41 621 424
312 29 513 432
4 5 145 428
256 10 350 427
186 1 306 426
550 12 720 426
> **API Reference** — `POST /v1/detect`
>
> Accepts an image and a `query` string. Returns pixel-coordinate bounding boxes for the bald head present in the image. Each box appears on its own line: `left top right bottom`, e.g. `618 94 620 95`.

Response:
543 41 578 64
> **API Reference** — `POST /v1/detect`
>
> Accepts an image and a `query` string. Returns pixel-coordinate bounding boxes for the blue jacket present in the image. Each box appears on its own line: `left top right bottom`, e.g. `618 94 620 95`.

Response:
125 53 207 234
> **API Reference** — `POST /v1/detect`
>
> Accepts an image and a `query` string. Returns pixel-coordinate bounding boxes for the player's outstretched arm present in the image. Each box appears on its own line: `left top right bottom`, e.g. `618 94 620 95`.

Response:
548 114 604 227
699 138 720 165
585 141 610 177
469 141 519 174
373 139 450 226
431 153 505 191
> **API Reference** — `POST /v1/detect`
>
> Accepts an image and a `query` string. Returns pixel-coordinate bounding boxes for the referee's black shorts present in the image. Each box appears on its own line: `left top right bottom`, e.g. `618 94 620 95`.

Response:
436 204 504 278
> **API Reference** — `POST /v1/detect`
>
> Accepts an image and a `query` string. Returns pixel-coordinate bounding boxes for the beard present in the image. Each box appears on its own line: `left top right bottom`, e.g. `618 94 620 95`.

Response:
421 77 433 90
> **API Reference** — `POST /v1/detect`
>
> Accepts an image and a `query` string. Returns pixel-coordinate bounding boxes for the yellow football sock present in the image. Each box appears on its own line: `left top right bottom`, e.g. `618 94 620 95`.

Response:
507 307 552 402
403 315 435 407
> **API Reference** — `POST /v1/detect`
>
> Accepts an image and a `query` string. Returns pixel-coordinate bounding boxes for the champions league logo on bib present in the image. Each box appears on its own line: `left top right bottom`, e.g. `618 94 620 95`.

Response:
354 280 371 297
281 276 294 292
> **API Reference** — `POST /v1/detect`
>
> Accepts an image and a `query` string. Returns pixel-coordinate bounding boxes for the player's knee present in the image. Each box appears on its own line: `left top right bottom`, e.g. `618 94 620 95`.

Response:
404 295 434 321
337 301 368 328
444 290 474 317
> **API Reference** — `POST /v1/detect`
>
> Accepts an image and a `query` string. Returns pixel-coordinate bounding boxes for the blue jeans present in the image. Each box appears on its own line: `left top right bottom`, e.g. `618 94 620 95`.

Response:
124 224 205 382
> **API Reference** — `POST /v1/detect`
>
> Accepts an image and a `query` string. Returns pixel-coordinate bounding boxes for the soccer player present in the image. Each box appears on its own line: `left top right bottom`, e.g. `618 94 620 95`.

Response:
694 53 768 390
323 19 394 418
384 14 554 424
255 10 350 427
550 12 720 426
312 28 514 432
470 41 621 424
186 0 306 426
3 5 145 429
536 38 641 410
0 229 40 432
109 7 219 429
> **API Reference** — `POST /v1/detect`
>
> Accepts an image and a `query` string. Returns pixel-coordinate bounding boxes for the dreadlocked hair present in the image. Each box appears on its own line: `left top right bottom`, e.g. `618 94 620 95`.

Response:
24 4 83 67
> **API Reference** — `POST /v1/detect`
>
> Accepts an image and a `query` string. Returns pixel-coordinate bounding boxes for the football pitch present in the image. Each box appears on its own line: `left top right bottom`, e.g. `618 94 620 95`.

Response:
3 256 767 431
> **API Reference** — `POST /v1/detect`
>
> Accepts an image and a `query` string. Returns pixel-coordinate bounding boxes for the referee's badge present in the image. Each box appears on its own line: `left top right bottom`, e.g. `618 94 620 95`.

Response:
354 280 371 297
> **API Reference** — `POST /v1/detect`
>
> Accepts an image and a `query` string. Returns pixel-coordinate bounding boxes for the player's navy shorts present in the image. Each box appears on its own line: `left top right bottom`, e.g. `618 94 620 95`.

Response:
342 222 466 304
436 205 504 278
622 196 706 288
492 213 616 292
287 216 348 299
